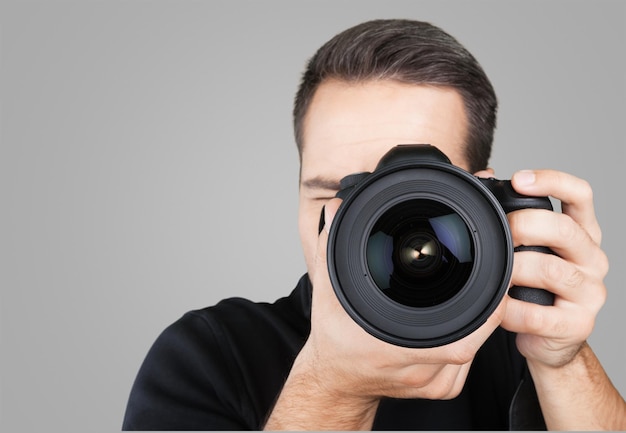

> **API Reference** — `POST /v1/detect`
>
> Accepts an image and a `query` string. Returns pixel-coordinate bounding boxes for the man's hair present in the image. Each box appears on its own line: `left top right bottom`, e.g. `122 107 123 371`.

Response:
293 19 498 173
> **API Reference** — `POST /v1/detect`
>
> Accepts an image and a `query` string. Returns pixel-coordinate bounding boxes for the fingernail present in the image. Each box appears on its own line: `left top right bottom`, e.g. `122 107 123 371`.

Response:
515 170 535 186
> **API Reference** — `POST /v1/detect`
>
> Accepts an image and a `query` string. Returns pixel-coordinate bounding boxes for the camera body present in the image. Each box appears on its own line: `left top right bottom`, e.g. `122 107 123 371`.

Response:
327 144 554 348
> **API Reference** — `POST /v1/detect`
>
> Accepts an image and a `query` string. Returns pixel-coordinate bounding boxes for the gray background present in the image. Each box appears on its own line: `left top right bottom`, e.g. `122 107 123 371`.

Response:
2 1 624 431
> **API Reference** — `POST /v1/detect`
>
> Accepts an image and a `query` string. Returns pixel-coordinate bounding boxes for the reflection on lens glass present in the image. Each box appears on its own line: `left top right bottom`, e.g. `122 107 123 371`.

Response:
366 199 474 307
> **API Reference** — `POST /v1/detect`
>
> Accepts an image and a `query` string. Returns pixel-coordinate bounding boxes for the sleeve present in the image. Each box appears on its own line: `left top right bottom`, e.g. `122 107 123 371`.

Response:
122 311 252 431
508 366 547 430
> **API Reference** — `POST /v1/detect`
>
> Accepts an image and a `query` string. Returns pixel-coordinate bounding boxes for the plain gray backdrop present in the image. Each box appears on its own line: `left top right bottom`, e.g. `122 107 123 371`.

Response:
2 1 625 431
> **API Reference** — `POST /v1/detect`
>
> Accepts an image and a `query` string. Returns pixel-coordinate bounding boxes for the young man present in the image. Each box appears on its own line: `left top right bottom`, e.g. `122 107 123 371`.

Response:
123 19 625 430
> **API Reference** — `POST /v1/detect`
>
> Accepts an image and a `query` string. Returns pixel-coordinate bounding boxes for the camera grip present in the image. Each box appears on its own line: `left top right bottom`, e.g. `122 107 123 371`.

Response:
509 246 555 306
482 179 556 307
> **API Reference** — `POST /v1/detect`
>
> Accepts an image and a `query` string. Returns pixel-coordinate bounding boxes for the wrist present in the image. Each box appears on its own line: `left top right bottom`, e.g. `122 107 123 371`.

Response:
264 342 380 430
524 342 626 431
526 341 587 372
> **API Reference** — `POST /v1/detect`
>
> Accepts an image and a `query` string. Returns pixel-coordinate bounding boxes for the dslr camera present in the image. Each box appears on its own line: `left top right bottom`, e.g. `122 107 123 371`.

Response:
327 144 554 348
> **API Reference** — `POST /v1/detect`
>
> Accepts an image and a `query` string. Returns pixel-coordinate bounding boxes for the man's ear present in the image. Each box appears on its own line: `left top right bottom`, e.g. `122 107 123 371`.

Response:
473 167 495 179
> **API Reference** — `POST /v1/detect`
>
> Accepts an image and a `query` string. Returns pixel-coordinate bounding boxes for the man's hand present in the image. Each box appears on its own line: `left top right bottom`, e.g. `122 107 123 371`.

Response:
502 169 608 367
265 198 507 430
501 169 625 430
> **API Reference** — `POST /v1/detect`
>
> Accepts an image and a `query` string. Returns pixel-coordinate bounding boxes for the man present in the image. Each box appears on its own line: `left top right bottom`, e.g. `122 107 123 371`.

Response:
123 19 625 430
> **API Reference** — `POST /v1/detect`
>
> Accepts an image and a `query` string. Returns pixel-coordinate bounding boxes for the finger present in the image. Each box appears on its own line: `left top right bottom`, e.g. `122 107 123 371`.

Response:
390 363 448 392
412 297 507 366
419 363 469 400
443 361 473 400
501 297 595 342
508 208 608 270
511 169 602 245
512 251 606 306
313 198 343 270
323 198 342 233
310 200 344 317
473 168 495 179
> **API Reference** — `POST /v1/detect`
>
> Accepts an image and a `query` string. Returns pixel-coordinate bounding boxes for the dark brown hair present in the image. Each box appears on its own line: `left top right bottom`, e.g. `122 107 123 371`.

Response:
293 19 497 172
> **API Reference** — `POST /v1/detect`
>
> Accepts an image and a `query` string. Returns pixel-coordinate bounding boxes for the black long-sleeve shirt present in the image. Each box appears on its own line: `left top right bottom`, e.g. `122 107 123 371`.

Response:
122 274 545 430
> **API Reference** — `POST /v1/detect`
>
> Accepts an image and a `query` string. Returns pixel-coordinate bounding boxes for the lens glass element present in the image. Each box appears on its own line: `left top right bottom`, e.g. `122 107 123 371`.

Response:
366 199 474 307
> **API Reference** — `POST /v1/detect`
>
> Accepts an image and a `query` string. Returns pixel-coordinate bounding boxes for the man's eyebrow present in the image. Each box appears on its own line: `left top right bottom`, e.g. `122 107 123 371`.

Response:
301 176 341 191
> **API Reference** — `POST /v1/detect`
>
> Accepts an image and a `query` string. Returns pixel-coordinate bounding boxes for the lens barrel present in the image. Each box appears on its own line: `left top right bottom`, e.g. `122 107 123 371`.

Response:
327 146 513 348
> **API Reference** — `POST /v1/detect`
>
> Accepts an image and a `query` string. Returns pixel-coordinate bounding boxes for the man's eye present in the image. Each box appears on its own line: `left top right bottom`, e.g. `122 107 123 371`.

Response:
313 196 336 202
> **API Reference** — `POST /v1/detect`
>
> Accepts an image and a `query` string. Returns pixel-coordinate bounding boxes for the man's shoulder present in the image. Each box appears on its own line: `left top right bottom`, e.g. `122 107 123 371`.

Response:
179 273 312 343
123 275 312 430
152 273 312 375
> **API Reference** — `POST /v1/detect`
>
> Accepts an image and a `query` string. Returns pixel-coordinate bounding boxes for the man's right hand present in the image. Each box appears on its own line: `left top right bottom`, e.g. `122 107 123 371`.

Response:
264 198 508 430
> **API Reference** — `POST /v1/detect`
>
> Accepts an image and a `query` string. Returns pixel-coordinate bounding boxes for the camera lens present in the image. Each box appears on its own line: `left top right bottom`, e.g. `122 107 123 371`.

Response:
367 199 474 307
328 154 512 348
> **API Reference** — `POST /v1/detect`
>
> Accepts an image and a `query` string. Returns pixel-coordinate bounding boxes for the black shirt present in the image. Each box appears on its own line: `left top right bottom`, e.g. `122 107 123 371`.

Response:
122 274 545 430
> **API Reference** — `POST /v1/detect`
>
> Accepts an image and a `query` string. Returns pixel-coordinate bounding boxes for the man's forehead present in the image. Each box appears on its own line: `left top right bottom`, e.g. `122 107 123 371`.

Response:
300 80 470 173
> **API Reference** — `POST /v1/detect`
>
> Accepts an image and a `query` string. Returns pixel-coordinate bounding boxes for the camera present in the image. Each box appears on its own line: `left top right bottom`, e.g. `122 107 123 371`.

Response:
326 144 554 348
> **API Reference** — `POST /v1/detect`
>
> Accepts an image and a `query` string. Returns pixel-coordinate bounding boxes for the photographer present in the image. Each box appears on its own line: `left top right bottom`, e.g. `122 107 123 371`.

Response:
123 19 626 430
